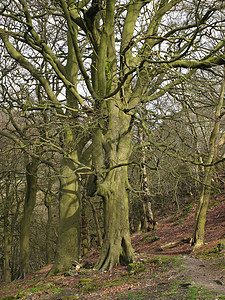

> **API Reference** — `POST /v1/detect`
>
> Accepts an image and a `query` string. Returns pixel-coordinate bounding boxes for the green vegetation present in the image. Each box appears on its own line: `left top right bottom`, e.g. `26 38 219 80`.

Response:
160 280 224 299
14 282 65 299
198 240 225 258
141 235 160 243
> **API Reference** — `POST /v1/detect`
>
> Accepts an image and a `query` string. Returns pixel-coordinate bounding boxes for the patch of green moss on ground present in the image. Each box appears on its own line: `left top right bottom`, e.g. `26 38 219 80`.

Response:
1 295 17 300
198 241 225 258
141 235 160 243
158 279 225 300
15 282 65 299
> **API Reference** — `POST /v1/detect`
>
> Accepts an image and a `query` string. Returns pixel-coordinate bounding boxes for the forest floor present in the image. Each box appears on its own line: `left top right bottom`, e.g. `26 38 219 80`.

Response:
1 195 225 299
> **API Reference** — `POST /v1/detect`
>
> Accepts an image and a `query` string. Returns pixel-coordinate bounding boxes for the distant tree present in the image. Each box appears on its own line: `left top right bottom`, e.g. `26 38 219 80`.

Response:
0 135 24 281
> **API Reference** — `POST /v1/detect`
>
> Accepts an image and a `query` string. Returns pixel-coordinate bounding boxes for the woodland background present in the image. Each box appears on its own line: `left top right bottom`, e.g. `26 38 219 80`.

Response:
0 0 225 283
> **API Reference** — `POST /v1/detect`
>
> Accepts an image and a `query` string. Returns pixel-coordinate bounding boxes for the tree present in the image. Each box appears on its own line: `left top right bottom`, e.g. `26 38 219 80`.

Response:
1 0 225 272
191 67 225 250
0 132 24 281
18 156 39 278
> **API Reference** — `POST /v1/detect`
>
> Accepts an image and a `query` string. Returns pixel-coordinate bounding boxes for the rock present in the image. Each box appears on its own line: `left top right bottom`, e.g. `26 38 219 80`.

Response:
214 279 223 285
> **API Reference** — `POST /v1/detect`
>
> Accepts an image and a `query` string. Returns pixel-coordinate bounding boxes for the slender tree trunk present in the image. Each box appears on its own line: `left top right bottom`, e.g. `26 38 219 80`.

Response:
2 179 11 282
139 127 154 231
88 197 103 247
18 157 39 278
81 197 90 256
45 194 52 265
48 155 80 275
192 169 212 250
3 215 11 282
192 68 225 250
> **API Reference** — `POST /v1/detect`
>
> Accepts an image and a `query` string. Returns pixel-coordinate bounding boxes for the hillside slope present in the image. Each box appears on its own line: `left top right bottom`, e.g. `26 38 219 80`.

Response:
0 197 225 299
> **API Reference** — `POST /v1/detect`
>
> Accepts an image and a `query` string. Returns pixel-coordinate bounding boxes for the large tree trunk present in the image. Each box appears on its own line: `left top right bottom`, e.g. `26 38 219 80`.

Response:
48 155 80 276
18 157 39 278
95 167 134 271
94 110 135 270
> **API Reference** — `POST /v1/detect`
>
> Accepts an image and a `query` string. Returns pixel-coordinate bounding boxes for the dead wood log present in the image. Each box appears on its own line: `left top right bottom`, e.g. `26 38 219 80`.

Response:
160 237 191 251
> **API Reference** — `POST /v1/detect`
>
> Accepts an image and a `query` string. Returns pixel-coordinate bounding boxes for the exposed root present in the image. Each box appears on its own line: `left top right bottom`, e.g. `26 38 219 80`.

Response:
192 240 204 252
95 237 134 271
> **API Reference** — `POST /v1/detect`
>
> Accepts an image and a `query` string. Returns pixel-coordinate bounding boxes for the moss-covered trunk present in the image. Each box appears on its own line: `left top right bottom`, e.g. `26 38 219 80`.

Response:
18 157 39 278
94 108 134 270
48 25 82 275
192 170 212 250
95 167 134 270
48 155 80 275
192 68 225 251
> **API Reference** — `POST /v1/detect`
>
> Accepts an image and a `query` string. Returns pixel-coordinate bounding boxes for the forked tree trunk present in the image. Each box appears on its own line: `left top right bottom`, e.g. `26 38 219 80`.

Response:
18 157 39 278
48 156 80 276
95 167 134 271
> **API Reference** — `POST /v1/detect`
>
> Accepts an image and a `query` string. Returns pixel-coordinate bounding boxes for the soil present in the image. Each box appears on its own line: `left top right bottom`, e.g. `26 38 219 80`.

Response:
0 197 225 299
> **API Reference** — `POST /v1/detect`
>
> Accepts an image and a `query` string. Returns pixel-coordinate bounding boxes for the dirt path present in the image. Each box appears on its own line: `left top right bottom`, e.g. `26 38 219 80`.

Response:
182 256 225 295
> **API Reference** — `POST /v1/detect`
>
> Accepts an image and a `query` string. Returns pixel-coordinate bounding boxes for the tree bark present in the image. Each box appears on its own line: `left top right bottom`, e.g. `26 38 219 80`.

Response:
139 126 155 231
192 170 212 250
48 155 80 275
88 197 103 248
18 157 39 278
48 26 82 275
3 201 11 282
95 167 134 271
44 194 53 265
94 109 135 270
192 68 225 250
81 197 90 256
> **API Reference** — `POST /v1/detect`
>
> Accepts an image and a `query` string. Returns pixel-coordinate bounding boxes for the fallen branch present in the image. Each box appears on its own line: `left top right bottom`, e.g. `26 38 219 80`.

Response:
160 237 191 251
